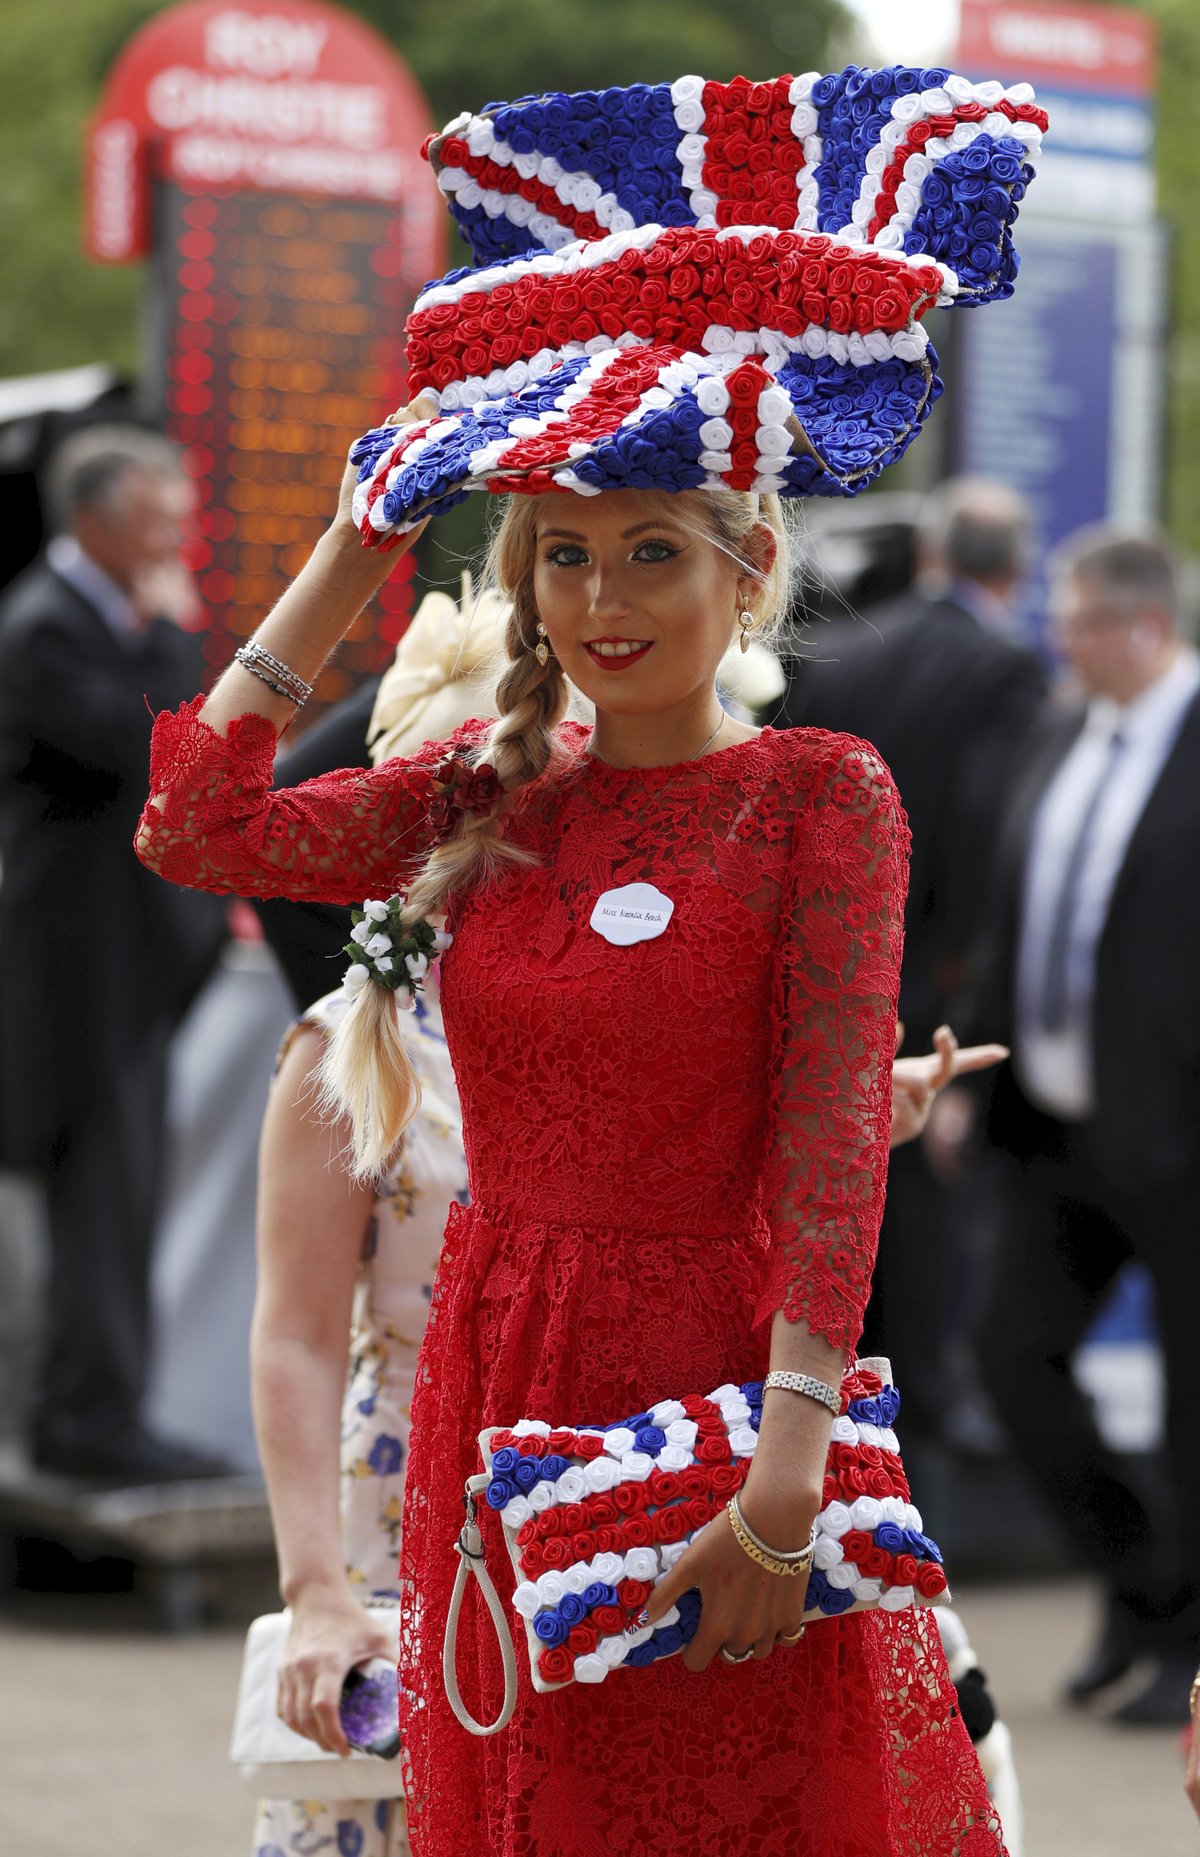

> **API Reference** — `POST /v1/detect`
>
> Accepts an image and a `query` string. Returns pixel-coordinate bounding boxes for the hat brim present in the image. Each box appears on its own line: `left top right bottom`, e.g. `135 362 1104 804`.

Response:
353 222 944 542
352 337 941 540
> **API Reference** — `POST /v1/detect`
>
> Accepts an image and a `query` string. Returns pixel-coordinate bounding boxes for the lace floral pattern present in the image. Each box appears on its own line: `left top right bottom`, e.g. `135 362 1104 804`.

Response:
138 707 1005 1856
139 697 488 903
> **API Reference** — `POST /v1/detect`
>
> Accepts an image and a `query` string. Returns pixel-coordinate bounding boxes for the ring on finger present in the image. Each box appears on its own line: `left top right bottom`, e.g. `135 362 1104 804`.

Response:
720 1644 755 1665
778 1625 807 1645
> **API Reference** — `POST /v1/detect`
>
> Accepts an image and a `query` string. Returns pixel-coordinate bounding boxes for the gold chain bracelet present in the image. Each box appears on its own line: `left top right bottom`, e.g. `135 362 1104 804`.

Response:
725 1496 815 1578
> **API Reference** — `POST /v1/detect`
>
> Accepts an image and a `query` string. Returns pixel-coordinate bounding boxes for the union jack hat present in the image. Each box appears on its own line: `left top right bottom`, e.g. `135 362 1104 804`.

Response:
351 65 1047 544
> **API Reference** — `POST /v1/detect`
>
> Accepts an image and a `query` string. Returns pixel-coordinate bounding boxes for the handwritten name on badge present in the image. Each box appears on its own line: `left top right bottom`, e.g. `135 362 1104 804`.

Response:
589 882 675 947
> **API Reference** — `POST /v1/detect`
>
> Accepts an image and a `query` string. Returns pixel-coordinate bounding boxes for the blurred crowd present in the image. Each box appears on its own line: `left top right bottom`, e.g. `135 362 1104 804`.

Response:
1 424 1198 1743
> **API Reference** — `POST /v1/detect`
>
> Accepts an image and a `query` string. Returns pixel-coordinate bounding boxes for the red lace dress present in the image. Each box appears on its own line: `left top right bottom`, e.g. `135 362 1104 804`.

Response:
138 704 1004 1857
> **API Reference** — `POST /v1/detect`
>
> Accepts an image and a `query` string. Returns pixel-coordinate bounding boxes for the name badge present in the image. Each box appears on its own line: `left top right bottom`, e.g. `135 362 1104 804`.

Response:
590 882 675 946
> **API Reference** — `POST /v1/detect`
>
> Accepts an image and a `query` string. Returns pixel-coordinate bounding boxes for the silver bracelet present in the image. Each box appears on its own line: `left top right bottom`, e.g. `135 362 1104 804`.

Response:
729 1491 815 1565
763 1370 841 1417
233 654 301 704
234 642 314 705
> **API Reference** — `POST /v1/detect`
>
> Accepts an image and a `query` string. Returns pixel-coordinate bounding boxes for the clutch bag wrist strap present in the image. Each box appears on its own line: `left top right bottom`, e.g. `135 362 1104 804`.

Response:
763 1370 841 1417
443 1475 519 1736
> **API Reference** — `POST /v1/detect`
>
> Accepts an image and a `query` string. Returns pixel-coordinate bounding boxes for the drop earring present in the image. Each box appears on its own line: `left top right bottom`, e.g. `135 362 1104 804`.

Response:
739 608 755 654
534 621 551 667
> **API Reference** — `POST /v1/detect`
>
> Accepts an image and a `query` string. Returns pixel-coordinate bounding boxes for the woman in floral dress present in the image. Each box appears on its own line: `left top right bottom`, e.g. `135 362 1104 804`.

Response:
249 586 503 1857
252 980 465 1857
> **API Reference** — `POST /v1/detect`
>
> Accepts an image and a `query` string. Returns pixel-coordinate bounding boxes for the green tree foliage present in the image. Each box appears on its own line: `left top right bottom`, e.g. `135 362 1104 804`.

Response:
1132 0 1200 549
0 0 846 377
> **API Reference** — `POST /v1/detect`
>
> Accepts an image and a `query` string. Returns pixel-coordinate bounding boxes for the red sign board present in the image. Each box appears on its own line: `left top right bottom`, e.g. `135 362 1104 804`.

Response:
958 0 1156 98
86 0 446 712
86 0 442 262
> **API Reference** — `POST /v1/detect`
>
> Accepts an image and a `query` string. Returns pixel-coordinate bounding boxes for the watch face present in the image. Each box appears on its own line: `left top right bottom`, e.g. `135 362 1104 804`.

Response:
339 1659 401 1759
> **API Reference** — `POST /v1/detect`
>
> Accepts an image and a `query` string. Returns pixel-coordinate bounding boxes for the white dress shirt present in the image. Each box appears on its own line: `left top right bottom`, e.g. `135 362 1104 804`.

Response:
46 535 140 642
1015 647 1200 1120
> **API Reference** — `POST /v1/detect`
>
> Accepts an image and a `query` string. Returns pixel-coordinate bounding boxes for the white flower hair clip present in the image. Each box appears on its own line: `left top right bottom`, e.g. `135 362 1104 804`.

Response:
342 894 452 1010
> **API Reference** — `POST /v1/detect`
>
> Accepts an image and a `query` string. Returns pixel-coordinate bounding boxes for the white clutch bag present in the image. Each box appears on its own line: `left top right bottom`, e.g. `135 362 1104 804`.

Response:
230 1601 406 1800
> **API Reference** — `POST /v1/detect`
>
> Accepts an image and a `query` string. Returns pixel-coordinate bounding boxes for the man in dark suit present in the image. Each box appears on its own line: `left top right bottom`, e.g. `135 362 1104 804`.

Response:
976 527 1200 1723
0 427 226 1482
780 479 1048 1432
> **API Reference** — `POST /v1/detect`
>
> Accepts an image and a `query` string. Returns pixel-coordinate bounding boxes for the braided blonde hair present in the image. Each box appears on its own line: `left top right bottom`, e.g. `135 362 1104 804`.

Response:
324 487 789 1176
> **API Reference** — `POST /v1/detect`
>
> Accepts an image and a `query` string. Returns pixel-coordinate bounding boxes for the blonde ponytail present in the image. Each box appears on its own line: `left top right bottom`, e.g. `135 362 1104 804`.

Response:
323 486 790 1178
318 976 418 1179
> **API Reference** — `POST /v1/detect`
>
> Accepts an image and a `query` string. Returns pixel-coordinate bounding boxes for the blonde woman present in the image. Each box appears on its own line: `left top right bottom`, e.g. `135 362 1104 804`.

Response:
250 602 1007 1857
134 51 1043 1851
137 447 1010 1853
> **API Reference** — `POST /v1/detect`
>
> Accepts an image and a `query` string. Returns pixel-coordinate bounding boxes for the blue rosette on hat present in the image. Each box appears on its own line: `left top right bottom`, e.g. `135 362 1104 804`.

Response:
352 66 1047 543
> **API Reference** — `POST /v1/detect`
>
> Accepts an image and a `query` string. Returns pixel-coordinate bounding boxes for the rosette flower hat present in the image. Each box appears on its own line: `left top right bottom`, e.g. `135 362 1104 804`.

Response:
351 65 1047 544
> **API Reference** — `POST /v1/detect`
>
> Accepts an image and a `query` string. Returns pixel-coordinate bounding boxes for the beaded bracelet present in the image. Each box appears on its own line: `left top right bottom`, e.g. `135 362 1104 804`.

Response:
234 642 314 707
725 1493 815 1578
763 1371 841 1417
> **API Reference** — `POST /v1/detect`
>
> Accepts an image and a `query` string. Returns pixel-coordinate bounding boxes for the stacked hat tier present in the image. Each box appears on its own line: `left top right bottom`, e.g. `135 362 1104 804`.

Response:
352 67 1046 539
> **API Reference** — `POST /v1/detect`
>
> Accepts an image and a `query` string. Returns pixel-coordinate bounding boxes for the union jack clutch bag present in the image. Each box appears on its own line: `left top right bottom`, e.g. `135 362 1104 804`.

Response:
444 1358 948 1733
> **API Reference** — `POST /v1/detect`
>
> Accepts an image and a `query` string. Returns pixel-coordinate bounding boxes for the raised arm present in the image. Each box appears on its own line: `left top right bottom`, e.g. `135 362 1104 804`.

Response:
134 702 487 905
133 399 458 905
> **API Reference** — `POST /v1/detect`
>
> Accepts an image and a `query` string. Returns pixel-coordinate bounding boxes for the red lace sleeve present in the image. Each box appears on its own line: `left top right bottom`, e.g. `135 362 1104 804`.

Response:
758 733 910 1349
134 697 491 905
